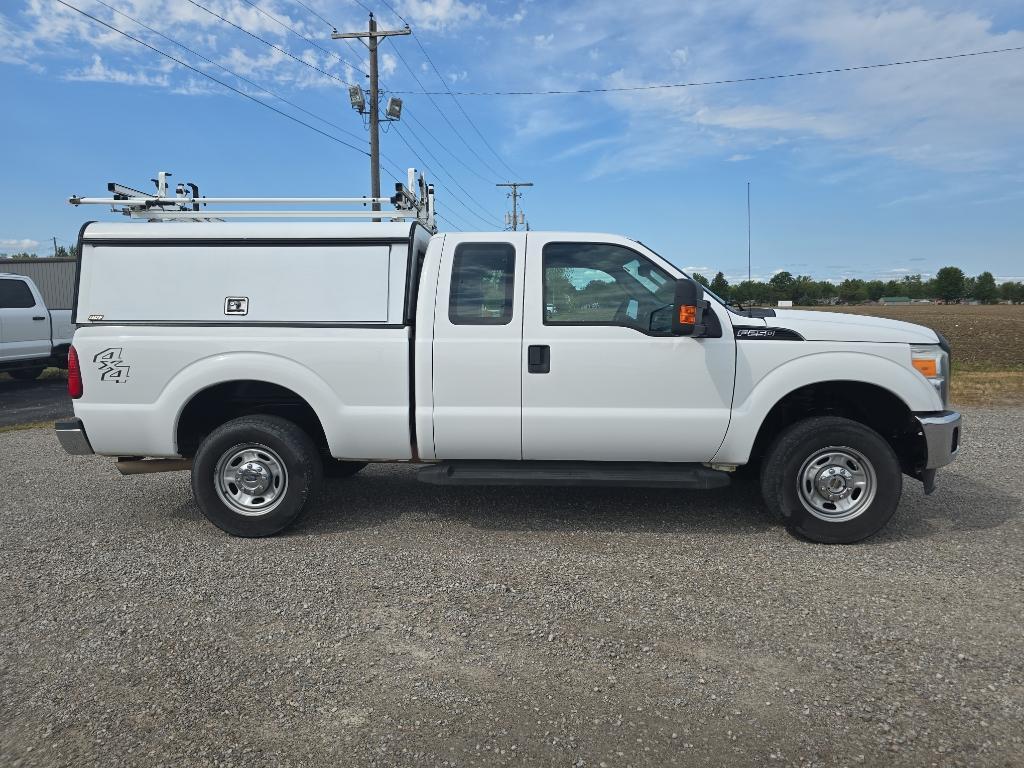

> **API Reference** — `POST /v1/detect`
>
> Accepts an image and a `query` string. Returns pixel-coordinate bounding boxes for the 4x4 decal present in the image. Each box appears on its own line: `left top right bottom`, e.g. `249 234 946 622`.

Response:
94 348 131 383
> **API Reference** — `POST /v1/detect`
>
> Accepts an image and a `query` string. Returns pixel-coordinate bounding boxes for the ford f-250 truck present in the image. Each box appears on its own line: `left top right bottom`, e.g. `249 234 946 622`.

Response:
0 273 73 380
55 197 960 543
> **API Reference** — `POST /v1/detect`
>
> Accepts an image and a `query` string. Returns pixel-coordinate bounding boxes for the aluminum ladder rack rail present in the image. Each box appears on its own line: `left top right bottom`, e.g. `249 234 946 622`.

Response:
68 168 437 231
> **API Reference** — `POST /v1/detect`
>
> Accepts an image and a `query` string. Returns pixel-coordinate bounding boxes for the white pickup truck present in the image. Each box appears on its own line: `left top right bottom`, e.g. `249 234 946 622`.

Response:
56 202 960 543
0 273 73 380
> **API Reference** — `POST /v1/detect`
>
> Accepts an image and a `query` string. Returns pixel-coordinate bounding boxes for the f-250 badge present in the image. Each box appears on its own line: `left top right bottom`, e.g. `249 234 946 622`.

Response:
94 348 131 383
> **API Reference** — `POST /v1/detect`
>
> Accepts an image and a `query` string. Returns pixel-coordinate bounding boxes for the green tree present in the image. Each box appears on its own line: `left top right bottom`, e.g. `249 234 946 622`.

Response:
934 266 966 303
768 271 796 302
1000 281 1024 304
866 280 885 302
973 271 999 304
710 271 730 299
838 279 868 304
691 272 710 288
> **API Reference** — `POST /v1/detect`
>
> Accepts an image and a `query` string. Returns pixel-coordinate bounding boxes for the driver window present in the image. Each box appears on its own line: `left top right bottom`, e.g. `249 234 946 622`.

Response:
542 242 675 332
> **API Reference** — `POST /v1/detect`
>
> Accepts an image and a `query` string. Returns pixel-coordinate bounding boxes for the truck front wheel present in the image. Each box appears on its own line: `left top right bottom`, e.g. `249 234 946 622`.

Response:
191 415 322 537
760 416 902 544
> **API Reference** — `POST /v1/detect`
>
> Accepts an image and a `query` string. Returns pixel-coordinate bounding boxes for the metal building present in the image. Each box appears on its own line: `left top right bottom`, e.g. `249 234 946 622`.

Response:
0 258 77 309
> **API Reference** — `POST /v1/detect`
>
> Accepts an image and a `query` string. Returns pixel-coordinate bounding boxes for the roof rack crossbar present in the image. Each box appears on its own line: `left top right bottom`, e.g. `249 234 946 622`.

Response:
70 169 437 231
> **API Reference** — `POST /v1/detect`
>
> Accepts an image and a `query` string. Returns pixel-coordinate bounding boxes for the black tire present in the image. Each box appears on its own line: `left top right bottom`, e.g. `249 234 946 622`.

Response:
322 457 368 479
9 366 45 381
191 415 322 537
760 416 902 544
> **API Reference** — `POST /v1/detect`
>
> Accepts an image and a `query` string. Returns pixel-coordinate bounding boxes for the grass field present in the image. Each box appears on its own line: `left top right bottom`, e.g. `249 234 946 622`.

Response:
814 303 1024 405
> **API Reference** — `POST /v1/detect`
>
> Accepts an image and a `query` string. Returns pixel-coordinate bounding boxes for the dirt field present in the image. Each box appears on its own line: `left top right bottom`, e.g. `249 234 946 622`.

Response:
814 304 1024 370
813 304 1024 406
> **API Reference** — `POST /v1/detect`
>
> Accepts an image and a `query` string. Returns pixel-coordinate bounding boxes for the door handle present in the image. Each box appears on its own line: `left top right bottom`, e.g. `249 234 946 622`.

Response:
33 316 46 321
528 345 550 374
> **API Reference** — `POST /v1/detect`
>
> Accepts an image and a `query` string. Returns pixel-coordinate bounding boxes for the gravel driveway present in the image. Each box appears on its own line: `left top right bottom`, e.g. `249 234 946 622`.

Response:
1 408 1022 767
0 371 72 427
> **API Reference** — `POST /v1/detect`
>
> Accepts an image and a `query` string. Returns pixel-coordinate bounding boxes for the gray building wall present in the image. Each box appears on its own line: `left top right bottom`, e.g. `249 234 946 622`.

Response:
0 259 77 309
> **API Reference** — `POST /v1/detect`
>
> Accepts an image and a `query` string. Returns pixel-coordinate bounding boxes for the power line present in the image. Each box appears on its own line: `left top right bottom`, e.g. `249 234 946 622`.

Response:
401 107 493 184
238 0 368 76
394 124 499 224
53 0 369 156
389 124 498 227
184 0 352 86
410 32 519 178
388 43 503 179
88 0 370 149
290 0 334 29
390 45 1024 95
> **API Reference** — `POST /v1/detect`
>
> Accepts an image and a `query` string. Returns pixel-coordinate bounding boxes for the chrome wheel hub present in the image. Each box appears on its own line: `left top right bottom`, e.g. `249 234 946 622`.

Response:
215 444 288 517
797 447 876 523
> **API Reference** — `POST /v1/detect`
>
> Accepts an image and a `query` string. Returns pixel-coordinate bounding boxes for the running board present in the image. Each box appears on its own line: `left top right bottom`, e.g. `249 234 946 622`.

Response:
417 461 731 489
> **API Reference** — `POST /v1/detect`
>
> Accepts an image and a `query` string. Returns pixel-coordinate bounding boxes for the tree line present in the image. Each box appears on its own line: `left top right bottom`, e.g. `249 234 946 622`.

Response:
0 245 80 260
691 267 1024 305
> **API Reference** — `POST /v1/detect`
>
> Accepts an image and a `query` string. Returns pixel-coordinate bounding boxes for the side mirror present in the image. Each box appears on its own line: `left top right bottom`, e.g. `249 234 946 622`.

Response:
672 277 708 336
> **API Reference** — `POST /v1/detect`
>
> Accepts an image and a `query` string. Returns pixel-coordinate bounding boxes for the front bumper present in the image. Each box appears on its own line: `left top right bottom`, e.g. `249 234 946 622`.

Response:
55 418 94 455
916 410 961 469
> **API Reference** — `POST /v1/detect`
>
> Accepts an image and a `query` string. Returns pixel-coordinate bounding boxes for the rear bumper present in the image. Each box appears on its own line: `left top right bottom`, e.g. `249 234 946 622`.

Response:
916 410 961 469
55 418 94 455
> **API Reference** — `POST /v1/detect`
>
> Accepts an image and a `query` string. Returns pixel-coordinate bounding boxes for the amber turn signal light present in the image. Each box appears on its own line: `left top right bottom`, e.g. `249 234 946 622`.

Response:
678 305 697 325
912 358 938 377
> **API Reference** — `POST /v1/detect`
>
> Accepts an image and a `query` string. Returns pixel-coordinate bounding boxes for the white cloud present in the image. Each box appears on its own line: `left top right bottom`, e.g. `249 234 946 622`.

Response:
522 1 1024 180
0 238 40 250
726 153 752 162
397 0 484 31
63 54 169 87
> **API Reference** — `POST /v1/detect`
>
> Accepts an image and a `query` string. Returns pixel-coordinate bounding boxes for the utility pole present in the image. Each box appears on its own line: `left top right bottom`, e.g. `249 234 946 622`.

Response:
333 14 410 214
53 237 58 258
497 182 533 231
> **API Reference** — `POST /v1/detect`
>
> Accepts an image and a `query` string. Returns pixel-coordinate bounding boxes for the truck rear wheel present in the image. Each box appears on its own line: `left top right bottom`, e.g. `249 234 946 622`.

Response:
191 415 322 537
760 416 902 544
9 366 45 381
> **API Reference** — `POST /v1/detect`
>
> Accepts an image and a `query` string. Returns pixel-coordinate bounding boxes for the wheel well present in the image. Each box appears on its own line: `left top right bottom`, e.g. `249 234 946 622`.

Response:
749 381 925 475
176 380 328 458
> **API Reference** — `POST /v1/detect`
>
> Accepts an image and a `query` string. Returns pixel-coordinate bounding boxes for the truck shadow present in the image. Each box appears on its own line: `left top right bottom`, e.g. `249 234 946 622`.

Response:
299 468 775 537
869 469 1019 544
291 465 1018 543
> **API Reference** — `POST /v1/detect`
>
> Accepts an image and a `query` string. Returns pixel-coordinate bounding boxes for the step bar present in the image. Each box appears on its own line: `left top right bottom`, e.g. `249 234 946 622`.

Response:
417 461 731 489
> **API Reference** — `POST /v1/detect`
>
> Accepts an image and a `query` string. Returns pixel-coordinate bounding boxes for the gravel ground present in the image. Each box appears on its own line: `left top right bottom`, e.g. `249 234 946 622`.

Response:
1 408 1022 768
0 370 71 427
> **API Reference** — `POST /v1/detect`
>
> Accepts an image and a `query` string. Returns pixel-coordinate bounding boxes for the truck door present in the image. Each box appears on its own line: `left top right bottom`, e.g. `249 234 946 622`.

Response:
0 278 51 362
520 236 736 462
430 233 527 459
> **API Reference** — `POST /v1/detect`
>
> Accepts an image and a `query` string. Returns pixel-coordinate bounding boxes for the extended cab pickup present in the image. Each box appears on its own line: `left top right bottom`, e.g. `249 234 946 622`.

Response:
56 220 961 543
0 273 73 380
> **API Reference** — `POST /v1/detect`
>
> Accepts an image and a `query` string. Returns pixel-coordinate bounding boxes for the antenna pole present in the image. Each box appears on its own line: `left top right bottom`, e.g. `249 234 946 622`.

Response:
747 181 751 283
496 182 533 231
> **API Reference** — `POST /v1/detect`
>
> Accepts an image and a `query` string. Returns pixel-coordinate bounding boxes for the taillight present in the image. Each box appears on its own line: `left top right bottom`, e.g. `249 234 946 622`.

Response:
68 346 83 399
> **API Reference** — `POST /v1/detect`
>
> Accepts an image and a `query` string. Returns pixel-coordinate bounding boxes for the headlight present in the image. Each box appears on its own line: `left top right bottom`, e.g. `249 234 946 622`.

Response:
911 344 949 407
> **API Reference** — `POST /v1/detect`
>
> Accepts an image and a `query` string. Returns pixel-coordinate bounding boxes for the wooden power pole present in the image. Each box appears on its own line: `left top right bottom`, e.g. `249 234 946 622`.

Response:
497 182 533 231
333 14 410 213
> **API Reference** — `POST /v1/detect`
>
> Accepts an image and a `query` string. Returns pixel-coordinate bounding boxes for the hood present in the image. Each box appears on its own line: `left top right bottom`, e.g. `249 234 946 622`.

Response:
764 309 940 344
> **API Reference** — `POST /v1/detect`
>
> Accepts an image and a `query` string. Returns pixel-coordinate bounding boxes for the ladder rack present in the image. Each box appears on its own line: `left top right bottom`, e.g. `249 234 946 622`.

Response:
68 169 436 232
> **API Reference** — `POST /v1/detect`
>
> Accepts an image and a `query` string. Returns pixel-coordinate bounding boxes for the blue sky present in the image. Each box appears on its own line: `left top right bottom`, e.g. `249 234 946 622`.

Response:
1 0 1022 283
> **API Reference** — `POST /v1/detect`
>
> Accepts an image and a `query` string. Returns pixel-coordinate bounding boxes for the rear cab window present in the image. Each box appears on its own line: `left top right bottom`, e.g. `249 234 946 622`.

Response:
448 242 516 325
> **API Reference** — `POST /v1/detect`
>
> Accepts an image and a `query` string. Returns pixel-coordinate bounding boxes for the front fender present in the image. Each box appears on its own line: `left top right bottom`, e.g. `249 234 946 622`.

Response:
713 349 941 465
